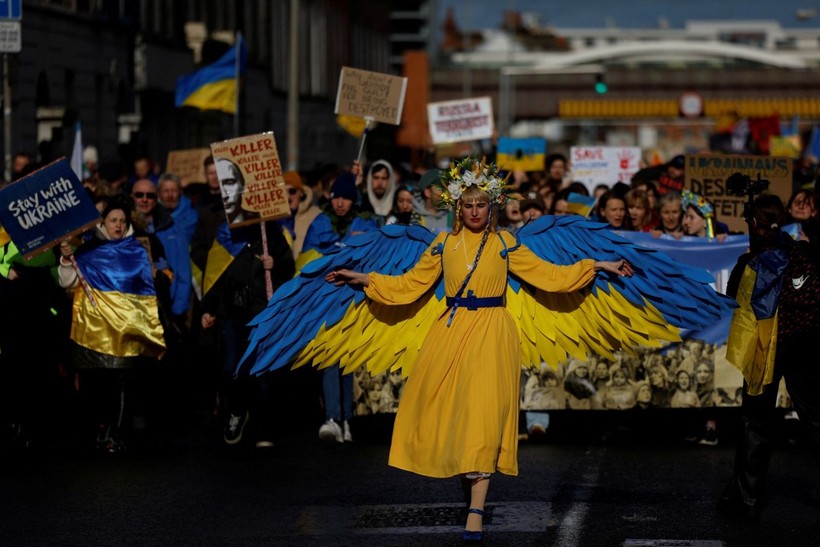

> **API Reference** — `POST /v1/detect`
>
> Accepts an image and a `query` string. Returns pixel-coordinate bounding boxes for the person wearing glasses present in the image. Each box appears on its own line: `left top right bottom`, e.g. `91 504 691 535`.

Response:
131 178 192 325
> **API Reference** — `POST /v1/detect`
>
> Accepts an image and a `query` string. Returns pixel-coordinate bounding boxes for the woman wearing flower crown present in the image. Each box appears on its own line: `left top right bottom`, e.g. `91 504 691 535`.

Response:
325 158 632 540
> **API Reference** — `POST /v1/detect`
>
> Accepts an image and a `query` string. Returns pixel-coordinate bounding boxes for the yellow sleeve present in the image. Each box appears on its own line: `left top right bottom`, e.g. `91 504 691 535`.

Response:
503 232 595 293
364 232 446 305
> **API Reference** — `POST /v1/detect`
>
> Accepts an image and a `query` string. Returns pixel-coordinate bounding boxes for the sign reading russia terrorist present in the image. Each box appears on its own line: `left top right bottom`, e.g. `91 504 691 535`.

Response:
334 67 408 125
427 97 494 144
210 132 290 228
0 158 100 258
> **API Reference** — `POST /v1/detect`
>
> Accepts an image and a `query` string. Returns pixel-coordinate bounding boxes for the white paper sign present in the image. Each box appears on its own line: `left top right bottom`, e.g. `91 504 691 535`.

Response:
427 97 494 144
569 146 642 192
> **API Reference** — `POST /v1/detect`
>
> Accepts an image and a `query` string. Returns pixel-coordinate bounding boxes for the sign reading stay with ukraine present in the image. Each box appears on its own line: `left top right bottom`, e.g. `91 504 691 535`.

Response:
569 146 642 192
335 67 408 125
210 132 290 228
497 137 546 172
427 97 494 144
0 158 99 258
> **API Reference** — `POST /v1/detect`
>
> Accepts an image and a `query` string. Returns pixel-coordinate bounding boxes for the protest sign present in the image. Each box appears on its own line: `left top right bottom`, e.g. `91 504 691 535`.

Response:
334 67 408 125
684 154 792 233
210 132 290 228
497 137 546 172
427 97 494 144
165 148 212 186
0 158 99 258
569 146 642 192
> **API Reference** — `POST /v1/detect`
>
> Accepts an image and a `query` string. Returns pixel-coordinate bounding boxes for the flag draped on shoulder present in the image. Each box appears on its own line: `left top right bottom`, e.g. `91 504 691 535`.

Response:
175 37 247 114
70 237 165 365
202 221 247 296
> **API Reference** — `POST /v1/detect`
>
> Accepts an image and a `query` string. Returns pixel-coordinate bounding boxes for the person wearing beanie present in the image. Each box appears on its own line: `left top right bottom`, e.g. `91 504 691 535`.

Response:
301 171 379 443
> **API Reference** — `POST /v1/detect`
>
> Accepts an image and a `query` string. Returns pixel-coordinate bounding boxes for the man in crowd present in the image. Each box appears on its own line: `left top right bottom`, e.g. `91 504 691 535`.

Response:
412 168 451 234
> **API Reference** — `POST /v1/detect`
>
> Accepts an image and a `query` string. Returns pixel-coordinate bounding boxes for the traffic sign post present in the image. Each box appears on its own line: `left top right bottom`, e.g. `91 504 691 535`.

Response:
0 21 20 53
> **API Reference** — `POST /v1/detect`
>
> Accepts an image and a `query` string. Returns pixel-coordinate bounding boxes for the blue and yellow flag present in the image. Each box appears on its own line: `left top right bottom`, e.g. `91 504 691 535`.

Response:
71 237 165 360
566 192 597 217
175 37 247 114
497 137 546 172
202 221 247 296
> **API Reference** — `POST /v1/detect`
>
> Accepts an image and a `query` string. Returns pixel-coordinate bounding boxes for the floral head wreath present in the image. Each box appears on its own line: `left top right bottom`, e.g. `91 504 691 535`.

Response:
438 157 512 211
681 189 716 238
681 190 714 218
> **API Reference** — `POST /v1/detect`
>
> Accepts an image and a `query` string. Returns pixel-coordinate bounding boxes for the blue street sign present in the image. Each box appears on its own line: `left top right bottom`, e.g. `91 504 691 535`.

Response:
0 0 21 20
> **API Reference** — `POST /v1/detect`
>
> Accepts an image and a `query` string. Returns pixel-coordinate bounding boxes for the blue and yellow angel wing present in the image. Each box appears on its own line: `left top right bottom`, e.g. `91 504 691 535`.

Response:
238 224 445 377
511 215 736 368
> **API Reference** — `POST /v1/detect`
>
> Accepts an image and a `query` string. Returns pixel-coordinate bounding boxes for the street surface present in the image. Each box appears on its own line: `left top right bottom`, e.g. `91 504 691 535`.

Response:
2 410 819 546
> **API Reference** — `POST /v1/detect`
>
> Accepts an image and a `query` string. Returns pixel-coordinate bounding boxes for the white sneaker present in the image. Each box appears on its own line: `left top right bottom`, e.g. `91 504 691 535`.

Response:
319 419 343 443
343 420 353 442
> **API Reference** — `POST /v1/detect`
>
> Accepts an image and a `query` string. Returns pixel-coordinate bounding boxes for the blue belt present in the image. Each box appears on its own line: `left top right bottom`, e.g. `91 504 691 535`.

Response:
445 294 504 310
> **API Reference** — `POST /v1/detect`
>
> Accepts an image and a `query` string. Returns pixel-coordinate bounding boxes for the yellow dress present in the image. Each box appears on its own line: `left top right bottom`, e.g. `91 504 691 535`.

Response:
364 228 594 478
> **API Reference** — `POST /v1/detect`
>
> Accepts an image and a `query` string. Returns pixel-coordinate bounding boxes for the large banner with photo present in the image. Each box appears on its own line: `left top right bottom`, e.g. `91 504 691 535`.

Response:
354 232 753 415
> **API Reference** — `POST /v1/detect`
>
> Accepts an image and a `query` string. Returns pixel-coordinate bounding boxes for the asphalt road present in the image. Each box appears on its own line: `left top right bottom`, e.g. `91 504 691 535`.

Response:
2 409 819 546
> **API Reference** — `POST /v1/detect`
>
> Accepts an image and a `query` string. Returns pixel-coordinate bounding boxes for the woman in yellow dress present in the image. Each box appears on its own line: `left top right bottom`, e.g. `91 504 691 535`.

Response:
326 160 632 541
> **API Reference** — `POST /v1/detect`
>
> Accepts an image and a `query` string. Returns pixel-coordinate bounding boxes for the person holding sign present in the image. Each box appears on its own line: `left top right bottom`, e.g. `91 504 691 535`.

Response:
58 199 166 454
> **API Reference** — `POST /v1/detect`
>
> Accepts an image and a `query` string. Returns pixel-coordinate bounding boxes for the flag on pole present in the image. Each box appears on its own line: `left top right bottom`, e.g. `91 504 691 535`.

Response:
70 122 84 180
175 37 247 114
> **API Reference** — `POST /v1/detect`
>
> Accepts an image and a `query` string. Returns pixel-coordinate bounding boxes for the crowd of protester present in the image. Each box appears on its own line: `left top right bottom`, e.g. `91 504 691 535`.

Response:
1 146 818 458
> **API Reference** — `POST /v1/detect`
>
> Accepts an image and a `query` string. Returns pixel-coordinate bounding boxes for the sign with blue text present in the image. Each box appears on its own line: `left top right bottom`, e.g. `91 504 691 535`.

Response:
0 158 99 258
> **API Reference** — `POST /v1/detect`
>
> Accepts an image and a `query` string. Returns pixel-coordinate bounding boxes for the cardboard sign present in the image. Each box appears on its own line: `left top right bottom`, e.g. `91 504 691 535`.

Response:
210 132 290 228
569 146 642 192
0 158 100 258
165 148 212 186
497 137 546 172
684 154 792 233
334 66 408 125
427 97 494 144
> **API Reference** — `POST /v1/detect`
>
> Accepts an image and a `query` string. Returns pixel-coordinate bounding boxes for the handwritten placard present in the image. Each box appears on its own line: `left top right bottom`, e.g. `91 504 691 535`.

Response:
684 154 792 233
210 132 290 228
0 158 100 258
569 146 642 192
334 67 408 125
427 97 494 144
165 148 212 186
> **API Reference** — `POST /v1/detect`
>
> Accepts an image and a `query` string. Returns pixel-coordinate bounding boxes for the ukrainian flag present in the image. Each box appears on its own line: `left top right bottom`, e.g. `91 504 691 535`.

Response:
70 237 166 367
175 37 247 114
202 221 247 296
566 192 597 218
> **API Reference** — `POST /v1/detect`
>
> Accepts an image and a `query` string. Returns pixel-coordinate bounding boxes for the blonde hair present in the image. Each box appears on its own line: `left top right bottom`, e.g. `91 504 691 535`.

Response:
453 186 499 234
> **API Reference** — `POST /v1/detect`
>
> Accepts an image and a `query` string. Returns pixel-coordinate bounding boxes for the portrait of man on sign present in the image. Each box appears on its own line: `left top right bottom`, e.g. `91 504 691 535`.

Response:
216 157 259 225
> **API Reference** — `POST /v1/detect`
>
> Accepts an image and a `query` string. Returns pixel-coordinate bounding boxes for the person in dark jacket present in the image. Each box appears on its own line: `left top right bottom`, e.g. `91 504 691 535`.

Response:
200 217 295 449
719 195 820 519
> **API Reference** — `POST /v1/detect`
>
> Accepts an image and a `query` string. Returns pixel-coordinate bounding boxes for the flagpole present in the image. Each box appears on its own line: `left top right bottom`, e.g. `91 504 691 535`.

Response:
234 32 242 138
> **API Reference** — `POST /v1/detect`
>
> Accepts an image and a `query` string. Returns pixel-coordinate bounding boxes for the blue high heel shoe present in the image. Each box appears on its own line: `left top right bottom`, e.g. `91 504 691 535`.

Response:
462 507 485 542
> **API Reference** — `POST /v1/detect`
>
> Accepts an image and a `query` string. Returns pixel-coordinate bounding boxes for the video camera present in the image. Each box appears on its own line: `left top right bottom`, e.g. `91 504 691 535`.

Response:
726 172 770 227
726 172 769 198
